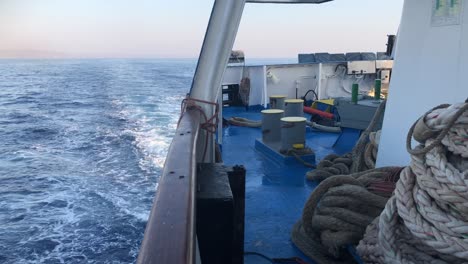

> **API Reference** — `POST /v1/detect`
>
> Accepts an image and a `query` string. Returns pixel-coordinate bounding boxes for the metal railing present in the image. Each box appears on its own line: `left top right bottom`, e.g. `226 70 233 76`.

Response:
137 109 201 264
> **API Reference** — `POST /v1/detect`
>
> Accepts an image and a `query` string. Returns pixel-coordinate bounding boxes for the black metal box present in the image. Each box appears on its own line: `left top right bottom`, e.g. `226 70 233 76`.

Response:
196 164 245 264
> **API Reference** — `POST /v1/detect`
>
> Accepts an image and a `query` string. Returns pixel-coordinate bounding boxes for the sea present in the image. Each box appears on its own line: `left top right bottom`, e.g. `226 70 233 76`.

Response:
0 58 295 263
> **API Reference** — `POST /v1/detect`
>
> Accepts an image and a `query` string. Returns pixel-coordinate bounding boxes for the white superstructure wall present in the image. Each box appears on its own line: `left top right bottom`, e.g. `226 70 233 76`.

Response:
223 63 381 105
376 0 467 167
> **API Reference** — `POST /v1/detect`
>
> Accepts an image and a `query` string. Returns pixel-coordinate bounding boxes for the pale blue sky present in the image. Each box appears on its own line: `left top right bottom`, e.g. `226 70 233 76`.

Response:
0 0 404 58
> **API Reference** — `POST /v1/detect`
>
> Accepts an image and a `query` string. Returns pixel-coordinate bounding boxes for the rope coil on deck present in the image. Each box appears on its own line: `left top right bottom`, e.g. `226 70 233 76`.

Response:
357 102 468 264
306 100 387 182
306 130 380 182
290 100 402 264
227 117 262 128
292 167 401 264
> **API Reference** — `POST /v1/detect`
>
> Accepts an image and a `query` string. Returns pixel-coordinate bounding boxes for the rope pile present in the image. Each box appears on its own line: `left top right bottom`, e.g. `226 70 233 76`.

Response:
364 131 380 169
306 131 380 182
306 100 386 182
292 167 401 264
290 100 400 264
357 102 468 263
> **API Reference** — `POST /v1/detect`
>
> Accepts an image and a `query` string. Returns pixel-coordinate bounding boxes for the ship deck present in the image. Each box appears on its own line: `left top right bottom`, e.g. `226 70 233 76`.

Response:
221 106 360 264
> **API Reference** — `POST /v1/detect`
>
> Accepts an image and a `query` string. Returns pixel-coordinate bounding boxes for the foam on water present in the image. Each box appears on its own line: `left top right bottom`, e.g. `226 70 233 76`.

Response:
0 59 196 263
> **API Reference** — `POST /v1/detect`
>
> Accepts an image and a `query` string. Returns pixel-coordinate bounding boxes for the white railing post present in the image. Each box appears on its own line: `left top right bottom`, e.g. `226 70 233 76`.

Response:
189 0 246 162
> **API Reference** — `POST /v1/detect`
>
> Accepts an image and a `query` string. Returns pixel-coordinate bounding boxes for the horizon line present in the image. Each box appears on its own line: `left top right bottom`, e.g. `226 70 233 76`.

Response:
0 56 297 60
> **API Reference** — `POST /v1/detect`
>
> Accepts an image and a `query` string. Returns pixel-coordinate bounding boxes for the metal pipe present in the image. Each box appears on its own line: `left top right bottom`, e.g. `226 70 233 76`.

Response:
303 106 334 119
352 83 359 104
189 0 246 162
374 79 382 100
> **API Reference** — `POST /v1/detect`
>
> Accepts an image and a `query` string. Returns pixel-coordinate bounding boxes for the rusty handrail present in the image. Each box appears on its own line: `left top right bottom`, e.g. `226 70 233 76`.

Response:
137 109 201 264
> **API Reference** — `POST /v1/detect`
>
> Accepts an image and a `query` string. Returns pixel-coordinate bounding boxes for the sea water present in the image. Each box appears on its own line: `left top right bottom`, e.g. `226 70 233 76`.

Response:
0 58 295 263
0 59 194 263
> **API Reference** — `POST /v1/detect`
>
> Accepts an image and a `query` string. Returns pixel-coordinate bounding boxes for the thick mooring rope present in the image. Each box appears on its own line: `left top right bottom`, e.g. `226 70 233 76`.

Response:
306 101 386 182
364 131 380 169
358 102 468 264
306 131 381 182
291 100 393 263
350 100 386 173
292 167 401 264
227 117 262 128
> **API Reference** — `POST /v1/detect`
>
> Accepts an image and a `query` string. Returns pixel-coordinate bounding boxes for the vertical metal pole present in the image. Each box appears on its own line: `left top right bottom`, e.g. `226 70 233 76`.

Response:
189 0 246 162
262 66 268 107
217 85 223 146
352 83 359 104
317 63 322 99
374 79 382 100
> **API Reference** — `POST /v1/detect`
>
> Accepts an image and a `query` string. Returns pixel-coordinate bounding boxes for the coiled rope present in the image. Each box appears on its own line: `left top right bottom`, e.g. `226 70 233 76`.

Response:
306 100 386 182
292 167 402 264
358 102 468 263
349 100 386 173
290 100 401 264
306 131 380 182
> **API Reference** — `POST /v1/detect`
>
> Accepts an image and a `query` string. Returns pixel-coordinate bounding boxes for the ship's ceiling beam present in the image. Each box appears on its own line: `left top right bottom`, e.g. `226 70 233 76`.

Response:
247 0 332 4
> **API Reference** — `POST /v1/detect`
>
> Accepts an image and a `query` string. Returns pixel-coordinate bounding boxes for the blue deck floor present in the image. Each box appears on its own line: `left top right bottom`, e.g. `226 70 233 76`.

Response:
221 106 359 264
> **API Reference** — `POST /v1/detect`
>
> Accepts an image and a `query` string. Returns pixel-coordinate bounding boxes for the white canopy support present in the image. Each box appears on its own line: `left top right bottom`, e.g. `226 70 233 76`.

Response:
189 0 246 162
